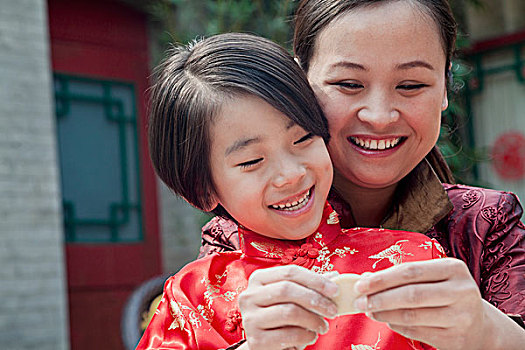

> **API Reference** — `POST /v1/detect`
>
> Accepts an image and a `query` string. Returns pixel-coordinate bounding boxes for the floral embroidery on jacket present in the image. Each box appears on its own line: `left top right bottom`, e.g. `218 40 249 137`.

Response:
351 333 381 350
369 240 414 269
168 299 192 334
327 210 339 225
250 241 284 258
481 206 497 223
312 232 358 274
418 239 446 257
197 304 214 323
199 270 243 324
462 189 481 209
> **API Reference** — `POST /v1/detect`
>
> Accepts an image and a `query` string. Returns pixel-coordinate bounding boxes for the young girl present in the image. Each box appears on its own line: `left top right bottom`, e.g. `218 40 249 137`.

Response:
137 33 446 350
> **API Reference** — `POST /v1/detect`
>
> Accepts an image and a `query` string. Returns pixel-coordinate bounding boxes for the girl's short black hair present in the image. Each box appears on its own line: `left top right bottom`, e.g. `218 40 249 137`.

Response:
148 33 330 217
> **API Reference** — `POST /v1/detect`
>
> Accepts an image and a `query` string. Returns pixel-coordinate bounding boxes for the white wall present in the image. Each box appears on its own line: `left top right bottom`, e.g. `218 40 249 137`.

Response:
0 0 69 348
467 0 525 40
158 180 206 274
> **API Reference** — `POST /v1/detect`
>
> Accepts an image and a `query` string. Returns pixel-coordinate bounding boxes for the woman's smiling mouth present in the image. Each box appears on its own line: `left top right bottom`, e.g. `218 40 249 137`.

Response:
349 136 406 151
270 188 312 211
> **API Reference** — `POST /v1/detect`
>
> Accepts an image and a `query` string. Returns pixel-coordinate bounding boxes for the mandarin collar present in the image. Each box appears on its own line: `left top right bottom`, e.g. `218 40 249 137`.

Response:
239 202 342 260
329 159 453 233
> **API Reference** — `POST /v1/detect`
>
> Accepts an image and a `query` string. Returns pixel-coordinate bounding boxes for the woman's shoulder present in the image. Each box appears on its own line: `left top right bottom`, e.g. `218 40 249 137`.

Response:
443 183 524 215
199 216 240 258
442 185 525 319
439 183 525 245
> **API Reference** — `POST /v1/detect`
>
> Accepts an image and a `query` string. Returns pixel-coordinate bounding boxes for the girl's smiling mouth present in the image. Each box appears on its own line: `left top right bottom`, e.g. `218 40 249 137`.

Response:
269 187 313 211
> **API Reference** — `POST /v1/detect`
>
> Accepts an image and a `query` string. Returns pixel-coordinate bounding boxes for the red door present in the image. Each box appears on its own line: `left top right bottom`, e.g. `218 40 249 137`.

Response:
48 1 161 349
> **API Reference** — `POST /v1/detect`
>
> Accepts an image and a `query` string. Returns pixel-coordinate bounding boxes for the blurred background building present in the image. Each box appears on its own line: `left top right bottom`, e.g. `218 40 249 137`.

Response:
0 0 523 349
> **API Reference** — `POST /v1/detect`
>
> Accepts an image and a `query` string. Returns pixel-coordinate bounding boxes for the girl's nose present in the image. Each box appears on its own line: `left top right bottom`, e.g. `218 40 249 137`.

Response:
272 159 306 188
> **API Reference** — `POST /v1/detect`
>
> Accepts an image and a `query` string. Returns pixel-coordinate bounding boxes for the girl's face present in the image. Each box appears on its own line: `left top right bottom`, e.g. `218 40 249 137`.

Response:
307 1 448 192
208 94 333 240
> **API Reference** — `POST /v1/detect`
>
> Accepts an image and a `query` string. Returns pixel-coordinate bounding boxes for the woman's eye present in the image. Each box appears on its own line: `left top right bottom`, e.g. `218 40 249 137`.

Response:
237 158 263 169
397 83 428 91
294 133 314 145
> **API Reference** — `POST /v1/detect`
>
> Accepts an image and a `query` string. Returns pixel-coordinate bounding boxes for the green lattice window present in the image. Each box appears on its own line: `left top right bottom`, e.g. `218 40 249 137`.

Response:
54 74 143 242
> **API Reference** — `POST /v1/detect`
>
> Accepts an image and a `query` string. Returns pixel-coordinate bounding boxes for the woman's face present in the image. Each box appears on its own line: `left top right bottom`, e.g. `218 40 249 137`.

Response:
307 1 448 191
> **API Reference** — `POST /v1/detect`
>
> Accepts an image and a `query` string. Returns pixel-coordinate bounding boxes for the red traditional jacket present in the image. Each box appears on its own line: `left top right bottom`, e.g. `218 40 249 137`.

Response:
199 161 525 324
137 203 445 349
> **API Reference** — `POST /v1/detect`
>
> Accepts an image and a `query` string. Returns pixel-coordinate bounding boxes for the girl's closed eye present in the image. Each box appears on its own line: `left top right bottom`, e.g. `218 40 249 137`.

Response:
294 132 314 145
237 157 263 170
332 81 364 91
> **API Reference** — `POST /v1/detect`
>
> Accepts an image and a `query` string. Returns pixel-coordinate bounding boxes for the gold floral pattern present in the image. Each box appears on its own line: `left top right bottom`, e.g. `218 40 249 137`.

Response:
250 241 284 258
198 270 243 325
369 240 414 269
168 299 191 334
327 210 340 224
351 333 381 350
312 232 358 274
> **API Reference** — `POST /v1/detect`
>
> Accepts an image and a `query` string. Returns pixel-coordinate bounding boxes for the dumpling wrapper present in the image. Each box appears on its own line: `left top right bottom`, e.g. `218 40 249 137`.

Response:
330 273 363 316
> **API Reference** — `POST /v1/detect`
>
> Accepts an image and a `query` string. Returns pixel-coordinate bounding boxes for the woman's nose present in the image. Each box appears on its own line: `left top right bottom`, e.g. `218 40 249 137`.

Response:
272 158 306 188
357 90 399 129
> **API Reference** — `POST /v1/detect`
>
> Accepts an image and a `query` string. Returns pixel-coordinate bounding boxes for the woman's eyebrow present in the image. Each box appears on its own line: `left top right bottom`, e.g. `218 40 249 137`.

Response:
225 137 261 156
396 60 435 70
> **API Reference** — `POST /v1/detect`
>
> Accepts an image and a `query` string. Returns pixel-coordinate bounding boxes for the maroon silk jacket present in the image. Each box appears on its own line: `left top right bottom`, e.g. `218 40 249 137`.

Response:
198 161 525 324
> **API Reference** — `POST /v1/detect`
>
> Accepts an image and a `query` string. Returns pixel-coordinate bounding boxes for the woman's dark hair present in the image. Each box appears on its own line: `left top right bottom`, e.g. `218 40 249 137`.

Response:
293 0 456 184
148 33 330 217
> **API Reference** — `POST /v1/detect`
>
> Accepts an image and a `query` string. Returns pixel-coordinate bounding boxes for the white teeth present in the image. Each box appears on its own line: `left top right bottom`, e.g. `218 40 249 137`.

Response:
270 189 311 211
350 137 401 150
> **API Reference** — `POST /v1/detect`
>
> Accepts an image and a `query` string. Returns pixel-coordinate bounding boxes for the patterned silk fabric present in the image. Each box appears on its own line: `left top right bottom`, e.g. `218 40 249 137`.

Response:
137 203 445 349
199 161 525 323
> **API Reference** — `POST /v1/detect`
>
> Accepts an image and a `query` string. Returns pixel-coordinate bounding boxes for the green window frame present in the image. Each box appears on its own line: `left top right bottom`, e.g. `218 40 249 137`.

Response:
54 73 143 243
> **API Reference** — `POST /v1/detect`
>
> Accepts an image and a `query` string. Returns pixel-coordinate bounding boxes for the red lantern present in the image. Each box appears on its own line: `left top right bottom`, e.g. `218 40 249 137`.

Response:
491 131 525 180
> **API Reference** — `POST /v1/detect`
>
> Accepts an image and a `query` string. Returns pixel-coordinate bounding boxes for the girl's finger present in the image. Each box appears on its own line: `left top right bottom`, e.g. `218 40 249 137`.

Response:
240 280 338 318
246 326 318 350
249 265 339 298
247 302 329 333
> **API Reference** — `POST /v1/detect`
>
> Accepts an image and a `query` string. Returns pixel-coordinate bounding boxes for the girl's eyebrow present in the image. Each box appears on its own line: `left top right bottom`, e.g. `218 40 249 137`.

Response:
224 121 296 156
328 61 367 72
225 137 261 156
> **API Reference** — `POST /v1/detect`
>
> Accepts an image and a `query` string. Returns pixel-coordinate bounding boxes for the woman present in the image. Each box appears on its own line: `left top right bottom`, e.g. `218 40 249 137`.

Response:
199 1 525 349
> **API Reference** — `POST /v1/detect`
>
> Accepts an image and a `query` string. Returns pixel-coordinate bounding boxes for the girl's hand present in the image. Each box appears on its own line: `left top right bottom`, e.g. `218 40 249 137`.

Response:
353 258 525 350
238 265 339 350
